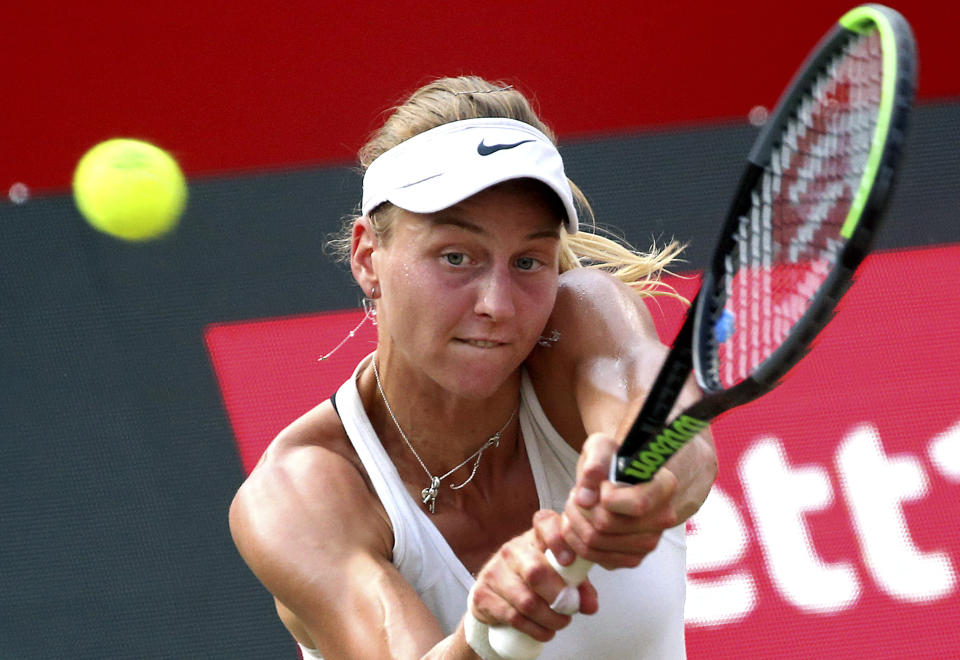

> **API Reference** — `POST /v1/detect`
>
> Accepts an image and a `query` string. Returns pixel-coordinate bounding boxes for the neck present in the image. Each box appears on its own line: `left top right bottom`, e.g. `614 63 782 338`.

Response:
362 352 523 492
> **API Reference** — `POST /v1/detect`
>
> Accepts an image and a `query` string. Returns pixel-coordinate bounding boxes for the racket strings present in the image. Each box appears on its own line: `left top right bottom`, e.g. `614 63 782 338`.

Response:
714 30 884 388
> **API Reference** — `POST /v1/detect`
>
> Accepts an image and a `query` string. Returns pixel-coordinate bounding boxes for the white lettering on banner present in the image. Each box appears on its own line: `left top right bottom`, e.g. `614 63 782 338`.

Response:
837 425 957 603
685 488 757 626
929 420 960 482
686 422 960 627
740 439 861 612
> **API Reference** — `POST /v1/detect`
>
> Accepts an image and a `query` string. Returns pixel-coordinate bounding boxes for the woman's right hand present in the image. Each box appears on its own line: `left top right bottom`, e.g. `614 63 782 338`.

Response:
467 522 598 643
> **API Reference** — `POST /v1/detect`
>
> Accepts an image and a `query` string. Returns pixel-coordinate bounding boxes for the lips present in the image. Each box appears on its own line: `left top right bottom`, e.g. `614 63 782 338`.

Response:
458 338 507 348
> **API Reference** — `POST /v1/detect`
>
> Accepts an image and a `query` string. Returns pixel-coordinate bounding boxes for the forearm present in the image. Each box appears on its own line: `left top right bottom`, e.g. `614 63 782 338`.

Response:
422 621 481 660
311 619 480 660
662 431 717 522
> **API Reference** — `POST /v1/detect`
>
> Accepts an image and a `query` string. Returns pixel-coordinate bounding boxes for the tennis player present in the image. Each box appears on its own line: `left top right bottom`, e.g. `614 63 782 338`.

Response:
229 76 716 659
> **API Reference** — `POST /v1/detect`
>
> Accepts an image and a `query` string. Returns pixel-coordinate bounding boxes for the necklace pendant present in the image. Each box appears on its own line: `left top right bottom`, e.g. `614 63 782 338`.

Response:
421 476 441 514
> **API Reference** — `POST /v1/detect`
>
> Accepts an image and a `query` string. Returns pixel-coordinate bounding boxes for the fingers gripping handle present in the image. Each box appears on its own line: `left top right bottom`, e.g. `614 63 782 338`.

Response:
486 550 594 660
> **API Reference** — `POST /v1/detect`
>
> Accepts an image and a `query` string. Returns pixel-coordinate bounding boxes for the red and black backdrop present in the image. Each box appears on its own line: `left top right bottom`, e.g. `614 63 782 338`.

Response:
3 2 958 658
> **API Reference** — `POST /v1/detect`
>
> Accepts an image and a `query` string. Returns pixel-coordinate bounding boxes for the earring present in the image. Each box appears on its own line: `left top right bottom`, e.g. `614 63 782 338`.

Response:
537 329 561 347
318 296 378 362
361 296 378 325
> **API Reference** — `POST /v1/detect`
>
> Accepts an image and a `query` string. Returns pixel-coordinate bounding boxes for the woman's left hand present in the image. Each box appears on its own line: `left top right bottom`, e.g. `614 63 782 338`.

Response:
535 432 680 570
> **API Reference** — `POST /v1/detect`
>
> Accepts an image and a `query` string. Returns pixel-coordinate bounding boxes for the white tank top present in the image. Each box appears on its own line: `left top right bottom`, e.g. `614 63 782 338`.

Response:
304 355 687 659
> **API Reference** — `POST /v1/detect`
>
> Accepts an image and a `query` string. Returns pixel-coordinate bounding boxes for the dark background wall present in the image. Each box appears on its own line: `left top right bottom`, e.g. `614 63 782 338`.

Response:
2 2 958 658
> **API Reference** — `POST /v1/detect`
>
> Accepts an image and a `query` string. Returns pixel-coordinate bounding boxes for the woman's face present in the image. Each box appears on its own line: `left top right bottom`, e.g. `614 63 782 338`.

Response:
372 180 562 399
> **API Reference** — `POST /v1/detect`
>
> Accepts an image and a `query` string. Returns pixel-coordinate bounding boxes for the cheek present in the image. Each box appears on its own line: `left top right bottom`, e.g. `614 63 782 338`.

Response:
383 267 463 332
520 279 559 331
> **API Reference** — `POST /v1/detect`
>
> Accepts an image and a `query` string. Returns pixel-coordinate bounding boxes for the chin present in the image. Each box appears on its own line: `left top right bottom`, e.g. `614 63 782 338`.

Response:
442 347 525 398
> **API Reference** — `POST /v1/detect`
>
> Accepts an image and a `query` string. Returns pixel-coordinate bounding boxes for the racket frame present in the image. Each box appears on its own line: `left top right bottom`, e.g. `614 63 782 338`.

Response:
613 3 916 484
490 6 917 658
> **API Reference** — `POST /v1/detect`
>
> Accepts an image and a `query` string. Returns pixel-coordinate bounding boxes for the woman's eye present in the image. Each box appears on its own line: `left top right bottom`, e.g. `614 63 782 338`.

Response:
443 253 466 266
516 256 540 271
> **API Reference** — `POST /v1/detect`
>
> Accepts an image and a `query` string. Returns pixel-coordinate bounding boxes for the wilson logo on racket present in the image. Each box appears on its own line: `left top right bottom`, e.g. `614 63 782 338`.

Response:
621 415 710 481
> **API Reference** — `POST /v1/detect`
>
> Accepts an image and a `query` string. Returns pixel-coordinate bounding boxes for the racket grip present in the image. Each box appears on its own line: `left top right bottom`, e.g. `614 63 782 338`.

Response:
487 550 595 659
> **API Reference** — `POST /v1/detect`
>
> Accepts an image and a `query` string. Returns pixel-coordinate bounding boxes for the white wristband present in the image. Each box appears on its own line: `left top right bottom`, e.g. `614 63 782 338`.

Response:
464 584 509 660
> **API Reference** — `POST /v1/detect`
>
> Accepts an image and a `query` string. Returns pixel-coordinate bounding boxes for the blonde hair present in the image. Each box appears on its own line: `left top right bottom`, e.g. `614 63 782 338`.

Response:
329 75 684 299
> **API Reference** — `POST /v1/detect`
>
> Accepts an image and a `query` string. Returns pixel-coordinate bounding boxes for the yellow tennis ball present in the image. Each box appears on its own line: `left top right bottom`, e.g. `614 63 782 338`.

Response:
73 138 187 241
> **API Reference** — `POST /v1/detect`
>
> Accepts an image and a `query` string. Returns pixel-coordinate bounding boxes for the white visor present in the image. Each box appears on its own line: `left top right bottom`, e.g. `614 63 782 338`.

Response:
361 118 578 233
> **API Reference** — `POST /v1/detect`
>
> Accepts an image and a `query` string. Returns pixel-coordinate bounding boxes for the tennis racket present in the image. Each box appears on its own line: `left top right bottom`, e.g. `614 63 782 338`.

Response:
486 4 916 658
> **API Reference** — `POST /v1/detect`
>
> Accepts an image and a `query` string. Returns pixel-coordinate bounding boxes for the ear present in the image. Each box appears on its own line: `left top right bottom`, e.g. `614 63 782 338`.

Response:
350 216 379 297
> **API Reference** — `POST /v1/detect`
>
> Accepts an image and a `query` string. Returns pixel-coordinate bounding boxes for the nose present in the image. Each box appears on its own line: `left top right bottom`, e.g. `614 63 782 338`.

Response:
474 264 516 321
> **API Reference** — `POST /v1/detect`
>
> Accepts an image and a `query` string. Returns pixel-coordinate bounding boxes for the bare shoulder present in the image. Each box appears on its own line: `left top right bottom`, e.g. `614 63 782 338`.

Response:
229 400 391 609
229 401 450 655
527 268 665 383
525 268 670 445
553 268 660 340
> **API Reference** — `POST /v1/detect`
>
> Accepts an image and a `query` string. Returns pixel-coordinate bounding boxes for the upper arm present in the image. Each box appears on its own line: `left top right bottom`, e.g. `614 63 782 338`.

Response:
527 268 674 442
229 432 444 659
527 268 716 516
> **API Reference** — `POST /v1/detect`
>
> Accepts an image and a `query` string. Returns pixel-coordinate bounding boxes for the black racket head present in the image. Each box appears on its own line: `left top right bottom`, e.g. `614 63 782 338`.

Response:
692 4 917 398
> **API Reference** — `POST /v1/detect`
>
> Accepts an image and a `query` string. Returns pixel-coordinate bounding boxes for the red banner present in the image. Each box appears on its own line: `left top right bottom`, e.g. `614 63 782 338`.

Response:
683 245 960 658
206 244 960 657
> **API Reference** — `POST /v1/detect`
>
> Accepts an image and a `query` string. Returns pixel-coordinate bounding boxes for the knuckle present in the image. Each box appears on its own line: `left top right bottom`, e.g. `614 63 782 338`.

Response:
469 583 484 606
661 511 679 529
580 527 603 548
472 573 493 597
627 494 652 517
565 535 590 558
498 543 518 563
469 590 498 621
563 497 581 521
532 509 555 527
506 609 530 629
591 510 617 532
515 592 540 616
525 560 554 585
660 468 680 490
637 534 662 554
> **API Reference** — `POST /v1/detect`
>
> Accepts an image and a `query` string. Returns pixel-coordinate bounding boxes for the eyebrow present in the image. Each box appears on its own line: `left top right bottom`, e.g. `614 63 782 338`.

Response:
431 214 561 241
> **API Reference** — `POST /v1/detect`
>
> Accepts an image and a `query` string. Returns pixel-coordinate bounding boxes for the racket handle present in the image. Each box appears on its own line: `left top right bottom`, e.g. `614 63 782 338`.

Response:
487 550 595 659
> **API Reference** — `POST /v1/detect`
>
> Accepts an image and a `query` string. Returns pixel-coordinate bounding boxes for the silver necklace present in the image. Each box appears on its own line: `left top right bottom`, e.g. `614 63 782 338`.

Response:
371 357 517 514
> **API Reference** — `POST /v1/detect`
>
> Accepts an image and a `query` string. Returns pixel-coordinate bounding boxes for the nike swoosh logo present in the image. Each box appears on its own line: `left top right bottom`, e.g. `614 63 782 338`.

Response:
477 139 535 156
